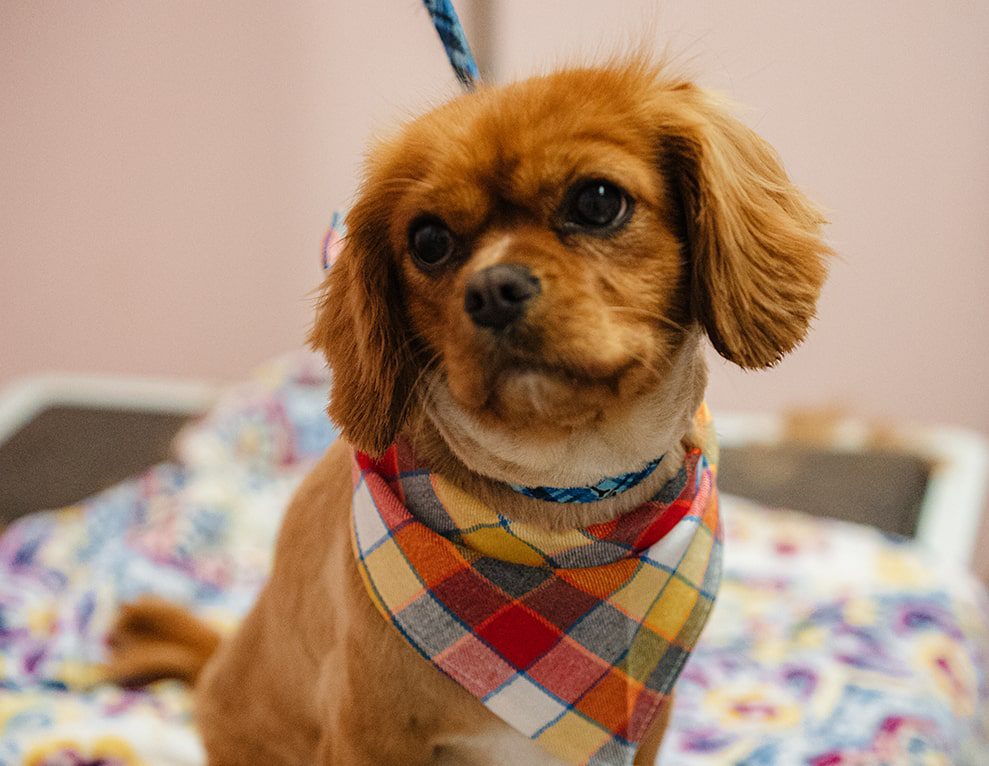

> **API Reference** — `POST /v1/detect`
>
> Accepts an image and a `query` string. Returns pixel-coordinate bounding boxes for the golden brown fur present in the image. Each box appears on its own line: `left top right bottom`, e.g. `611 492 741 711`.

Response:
106 60 829 765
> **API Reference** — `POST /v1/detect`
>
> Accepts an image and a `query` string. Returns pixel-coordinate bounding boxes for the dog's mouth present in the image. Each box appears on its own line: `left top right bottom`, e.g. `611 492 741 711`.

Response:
443 342 651 433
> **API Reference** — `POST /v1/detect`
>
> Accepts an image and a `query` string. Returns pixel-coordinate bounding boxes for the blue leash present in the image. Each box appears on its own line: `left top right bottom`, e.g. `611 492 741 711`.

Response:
323 1 478 271
423 0 479 90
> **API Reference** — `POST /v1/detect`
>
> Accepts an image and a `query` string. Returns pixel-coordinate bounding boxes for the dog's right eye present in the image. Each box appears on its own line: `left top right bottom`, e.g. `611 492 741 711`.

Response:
561 180 633 235
409 219 455 270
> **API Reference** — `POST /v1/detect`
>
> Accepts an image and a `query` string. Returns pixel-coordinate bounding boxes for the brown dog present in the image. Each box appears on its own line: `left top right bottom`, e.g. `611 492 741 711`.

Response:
106 60 828 765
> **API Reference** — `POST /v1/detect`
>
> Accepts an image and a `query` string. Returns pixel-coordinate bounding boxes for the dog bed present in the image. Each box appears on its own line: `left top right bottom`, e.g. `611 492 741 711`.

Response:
1 352 987 766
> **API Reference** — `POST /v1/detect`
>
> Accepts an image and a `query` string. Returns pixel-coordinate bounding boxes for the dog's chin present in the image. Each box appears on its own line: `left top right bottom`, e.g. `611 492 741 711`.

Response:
444 357 645 438
483 368 617 432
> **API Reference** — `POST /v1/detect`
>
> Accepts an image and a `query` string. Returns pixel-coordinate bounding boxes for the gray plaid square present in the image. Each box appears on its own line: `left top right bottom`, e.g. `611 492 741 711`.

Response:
569 603 639 664
551 540 629 568
474 556 550 598
404 475 458 534
646 643 689 694
394 594 466 655
589 737 633 765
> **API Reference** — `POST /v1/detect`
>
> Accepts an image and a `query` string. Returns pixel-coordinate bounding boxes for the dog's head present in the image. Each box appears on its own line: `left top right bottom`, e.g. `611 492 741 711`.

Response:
311 62 829 472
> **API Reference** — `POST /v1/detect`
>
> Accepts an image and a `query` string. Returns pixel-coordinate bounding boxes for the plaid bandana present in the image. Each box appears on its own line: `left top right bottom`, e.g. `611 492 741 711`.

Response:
351 408 722 766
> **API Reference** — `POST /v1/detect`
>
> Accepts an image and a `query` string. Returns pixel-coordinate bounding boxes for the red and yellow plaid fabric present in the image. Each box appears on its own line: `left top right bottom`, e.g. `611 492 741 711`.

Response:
351 412 722 766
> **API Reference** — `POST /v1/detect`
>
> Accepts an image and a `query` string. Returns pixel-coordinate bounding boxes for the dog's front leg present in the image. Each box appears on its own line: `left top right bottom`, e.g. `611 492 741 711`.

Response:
312 701 440 766
315 725 565 766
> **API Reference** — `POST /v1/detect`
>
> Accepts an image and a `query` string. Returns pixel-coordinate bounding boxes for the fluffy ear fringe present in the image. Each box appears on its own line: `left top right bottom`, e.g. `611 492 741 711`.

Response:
308 202 415 457
659 84 831 369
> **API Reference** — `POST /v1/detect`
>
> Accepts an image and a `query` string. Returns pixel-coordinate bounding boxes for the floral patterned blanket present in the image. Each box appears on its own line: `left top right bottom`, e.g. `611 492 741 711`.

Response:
1 352 987 766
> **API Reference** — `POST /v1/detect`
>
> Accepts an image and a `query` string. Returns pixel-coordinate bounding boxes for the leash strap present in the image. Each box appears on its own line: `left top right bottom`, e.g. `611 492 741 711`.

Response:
322 1 478 271
423 0 479 90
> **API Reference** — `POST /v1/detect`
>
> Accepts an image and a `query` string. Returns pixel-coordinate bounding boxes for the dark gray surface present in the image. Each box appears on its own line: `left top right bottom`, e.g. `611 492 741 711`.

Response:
0 406 191 525
718 444 931 538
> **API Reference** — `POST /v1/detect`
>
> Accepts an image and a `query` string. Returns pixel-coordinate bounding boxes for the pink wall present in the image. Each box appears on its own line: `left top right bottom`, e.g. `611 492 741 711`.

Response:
490 1 989 436
3 1 988 435
1 1 467 385
3 3 989 570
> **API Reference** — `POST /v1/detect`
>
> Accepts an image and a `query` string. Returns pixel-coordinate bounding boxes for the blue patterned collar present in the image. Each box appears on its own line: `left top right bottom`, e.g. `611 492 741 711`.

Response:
508 455 664 504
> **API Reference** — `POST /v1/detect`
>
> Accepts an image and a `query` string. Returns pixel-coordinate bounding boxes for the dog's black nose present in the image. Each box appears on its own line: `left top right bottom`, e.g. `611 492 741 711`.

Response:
464 264 541 330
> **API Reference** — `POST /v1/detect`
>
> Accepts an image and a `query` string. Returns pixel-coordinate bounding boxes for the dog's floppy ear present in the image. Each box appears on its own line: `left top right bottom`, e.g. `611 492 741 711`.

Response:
658 84 830 368
308 191 416 456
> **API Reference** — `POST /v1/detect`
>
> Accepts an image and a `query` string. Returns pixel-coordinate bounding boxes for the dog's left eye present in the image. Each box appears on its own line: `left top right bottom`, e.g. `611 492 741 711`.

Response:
409 218 455 269
564 180 632 231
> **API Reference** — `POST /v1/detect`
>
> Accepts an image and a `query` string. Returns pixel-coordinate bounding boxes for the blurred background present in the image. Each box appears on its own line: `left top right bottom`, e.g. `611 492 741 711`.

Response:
2 1 988 569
